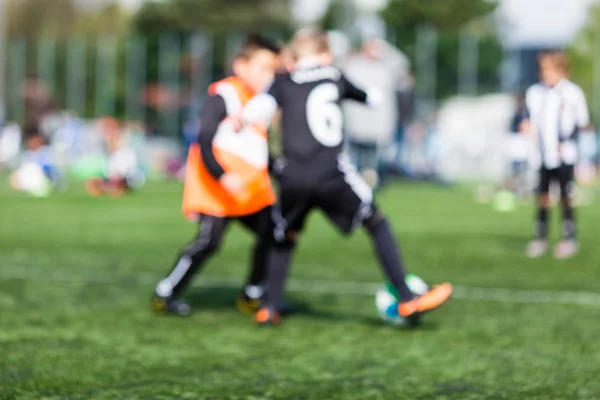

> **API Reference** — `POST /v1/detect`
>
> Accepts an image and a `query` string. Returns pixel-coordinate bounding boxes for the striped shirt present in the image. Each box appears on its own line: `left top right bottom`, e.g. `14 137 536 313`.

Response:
525 79 590 168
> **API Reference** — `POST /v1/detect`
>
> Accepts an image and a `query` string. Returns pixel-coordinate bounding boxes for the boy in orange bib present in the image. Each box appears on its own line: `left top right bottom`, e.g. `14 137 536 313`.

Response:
152 35 281 316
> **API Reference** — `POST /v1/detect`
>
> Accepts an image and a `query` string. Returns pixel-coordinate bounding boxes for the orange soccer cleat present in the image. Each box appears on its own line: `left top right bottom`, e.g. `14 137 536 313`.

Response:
398 283 454 320
255 306 281 326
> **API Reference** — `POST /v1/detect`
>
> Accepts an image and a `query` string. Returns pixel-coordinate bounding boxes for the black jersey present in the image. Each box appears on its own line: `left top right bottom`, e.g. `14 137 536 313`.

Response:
267 65 368 169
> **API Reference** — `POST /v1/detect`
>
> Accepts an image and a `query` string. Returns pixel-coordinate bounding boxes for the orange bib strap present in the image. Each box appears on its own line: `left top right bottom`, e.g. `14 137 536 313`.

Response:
209 76 255 113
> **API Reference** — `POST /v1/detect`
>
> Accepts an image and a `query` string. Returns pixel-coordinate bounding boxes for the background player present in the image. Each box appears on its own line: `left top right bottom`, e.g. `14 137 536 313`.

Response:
239 29 453 326
152 35 280 316
523 51 591 259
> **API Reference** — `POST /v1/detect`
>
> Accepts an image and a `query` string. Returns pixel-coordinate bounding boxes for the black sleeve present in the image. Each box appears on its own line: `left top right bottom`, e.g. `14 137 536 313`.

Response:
339 73 368 103
268 153 284 179
266 73 286 106
197 95 228 179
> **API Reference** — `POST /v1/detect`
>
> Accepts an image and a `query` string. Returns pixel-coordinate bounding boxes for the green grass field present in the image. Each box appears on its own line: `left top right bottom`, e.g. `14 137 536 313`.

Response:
2 180 600 399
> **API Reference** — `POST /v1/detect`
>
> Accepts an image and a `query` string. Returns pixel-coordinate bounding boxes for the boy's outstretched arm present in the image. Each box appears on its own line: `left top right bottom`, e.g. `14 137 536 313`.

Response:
340 73 383 106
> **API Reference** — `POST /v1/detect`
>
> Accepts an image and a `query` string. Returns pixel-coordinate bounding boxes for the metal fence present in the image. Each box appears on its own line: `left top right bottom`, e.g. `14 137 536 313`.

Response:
5 27 598 182
2 28 507 134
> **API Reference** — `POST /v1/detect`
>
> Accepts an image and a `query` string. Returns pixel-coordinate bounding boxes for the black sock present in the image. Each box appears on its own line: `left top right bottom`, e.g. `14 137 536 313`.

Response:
245 239 269 288
562 206 576 240
366 218 414 302
265 242 295 311
535 208 549 239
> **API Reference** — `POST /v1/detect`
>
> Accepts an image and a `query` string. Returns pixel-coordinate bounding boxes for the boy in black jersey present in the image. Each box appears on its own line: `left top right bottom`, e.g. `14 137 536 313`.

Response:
240 29 453 326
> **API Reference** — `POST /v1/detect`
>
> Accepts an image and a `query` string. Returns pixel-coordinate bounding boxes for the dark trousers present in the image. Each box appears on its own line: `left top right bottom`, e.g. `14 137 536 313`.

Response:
155 206 274 298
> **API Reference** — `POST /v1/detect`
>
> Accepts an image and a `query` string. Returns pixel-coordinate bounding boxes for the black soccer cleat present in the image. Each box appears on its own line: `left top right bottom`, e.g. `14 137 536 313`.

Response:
236 284 266 316
236 293 262 316
152 295 191 317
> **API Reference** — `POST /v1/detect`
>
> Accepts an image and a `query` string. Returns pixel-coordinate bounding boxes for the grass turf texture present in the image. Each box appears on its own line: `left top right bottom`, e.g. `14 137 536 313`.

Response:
1 180 600 399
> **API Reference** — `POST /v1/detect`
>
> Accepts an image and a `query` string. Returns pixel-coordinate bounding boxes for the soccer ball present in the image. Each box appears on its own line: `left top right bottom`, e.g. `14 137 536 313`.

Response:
493 190 517 213
375 274 429 326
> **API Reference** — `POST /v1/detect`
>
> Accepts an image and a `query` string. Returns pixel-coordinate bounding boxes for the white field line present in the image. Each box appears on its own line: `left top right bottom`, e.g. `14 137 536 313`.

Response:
1 267 600 307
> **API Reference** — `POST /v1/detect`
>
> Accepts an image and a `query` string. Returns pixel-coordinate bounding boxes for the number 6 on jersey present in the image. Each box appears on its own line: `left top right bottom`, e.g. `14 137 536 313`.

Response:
306 83 343 147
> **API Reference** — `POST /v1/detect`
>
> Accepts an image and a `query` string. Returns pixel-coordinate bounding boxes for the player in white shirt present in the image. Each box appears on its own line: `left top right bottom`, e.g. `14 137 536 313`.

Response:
523 51 591 259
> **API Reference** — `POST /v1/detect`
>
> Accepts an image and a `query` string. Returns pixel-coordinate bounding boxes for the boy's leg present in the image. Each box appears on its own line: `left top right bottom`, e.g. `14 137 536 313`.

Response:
236 206 276 314
321 158 452 320
255 190 311 325
363 210 415 303
559 164 576 239
256 234 297 324
555 165 578 258
153 215 229 315
527 168 552 258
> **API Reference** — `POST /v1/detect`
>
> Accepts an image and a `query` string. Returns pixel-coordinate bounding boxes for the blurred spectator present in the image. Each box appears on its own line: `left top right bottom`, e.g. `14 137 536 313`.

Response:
425 112 444 182
382 72 416 179
123 122 151 179
395 72 415 157
404 121 428 178
341 38 412 187
20 76 56 140
183 116 200 151
9 127 55 197
85 118 144 197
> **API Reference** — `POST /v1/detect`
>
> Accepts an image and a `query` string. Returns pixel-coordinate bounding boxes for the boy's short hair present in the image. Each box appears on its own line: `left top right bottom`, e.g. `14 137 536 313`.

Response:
538 51 569 74
281 45 296 62
290 28 330 60
236 34 281 60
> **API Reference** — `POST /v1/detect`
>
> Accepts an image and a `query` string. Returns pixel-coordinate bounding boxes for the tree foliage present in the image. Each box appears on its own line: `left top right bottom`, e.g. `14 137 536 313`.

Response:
381 0 498 32
7 0 131 38
319 0 501 99
567 2 600 122
133 0 291 36
379 0 501 99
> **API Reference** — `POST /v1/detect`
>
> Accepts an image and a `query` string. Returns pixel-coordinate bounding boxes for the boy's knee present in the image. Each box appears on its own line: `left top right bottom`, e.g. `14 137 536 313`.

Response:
539 194 551 208
184 235 222 256
275 230 298 249
185 224 226 256
363 208 384 232
560 196 571 211
205 236 223 253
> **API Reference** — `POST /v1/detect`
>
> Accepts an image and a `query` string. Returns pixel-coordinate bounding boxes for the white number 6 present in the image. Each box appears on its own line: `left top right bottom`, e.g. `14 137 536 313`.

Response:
306 83 343 147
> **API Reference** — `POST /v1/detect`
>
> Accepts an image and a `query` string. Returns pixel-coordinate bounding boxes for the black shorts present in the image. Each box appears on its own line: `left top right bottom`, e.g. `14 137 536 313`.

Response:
538 165 575 197
274 158 375 238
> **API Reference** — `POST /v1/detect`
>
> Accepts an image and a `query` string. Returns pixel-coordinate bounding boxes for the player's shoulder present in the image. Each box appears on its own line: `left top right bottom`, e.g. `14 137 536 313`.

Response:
525 82 545 101
290 65 343 85
562 79 585 98
268 71 293 91
526 82 545 94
